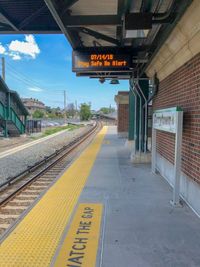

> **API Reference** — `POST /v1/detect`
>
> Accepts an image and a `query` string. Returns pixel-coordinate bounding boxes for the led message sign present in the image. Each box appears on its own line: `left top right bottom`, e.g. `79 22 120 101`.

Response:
72 51 131 72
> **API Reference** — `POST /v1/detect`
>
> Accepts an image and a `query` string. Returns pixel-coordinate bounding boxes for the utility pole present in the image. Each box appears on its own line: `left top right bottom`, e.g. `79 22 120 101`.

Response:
75 100 77 111
75 100 77 118
2 57 5 81
64 90 67 124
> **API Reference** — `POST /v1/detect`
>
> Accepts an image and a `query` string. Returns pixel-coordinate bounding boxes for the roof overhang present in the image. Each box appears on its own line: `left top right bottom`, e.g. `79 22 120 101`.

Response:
0 0 193 79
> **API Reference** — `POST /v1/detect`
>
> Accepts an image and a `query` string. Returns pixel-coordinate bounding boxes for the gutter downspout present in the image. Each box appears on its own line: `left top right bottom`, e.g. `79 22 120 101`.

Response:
129 84 137 156
130 80 142 156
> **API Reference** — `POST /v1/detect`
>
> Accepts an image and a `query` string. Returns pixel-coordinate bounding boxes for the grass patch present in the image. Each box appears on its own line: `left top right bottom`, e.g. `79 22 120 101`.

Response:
43 124 82 136
30 124 82 140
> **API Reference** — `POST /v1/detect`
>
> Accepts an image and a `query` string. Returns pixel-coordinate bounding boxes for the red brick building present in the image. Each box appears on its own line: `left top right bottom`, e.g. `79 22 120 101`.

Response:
22 98 45 116
146 0 200 215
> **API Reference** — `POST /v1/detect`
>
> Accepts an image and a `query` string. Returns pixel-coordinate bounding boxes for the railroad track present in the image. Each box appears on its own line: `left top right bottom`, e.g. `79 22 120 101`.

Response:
0 121 101 239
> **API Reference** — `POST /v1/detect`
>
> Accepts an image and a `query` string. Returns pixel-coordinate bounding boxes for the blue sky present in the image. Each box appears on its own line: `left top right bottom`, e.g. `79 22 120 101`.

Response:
0 34 128 110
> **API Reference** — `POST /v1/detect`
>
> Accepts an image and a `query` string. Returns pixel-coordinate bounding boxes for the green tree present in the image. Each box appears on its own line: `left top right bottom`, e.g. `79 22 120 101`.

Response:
32 109 45 118
100 107 110 114
80 103 91 121
67 103 76 118
46 106 64 119
100 107 115 114
45 106 52 113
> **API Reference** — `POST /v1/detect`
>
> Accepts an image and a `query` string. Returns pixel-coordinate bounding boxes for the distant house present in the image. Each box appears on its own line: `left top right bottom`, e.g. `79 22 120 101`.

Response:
22 98 46 115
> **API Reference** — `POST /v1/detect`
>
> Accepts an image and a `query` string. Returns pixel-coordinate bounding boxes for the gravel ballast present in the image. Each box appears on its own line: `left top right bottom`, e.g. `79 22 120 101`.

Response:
0 125 92 183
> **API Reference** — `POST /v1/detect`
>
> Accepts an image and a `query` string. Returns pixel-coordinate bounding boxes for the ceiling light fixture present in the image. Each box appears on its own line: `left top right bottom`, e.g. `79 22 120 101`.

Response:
110 79 119 85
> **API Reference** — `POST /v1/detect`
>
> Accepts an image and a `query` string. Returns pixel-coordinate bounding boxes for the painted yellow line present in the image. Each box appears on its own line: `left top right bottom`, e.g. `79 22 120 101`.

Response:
0 126 107 267
54 203 103 267
0 129 69 159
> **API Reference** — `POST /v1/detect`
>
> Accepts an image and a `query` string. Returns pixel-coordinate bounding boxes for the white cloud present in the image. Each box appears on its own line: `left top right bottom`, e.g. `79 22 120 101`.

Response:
8 35 40 60
28 86 44 92
0 43 6 54
12 54 22 60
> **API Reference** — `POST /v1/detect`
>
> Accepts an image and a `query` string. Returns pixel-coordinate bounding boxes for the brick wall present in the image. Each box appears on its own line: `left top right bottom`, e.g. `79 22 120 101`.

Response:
118 104 129 133
153 52 200 184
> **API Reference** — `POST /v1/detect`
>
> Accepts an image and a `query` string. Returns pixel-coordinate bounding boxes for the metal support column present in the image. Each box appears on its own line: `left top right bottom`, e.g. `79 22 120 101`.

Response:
138 80 149 152
4 120 8 138
128 87 135 141
130 78 141 154
130 77 149 155
4 91 10 138
7 91 11 120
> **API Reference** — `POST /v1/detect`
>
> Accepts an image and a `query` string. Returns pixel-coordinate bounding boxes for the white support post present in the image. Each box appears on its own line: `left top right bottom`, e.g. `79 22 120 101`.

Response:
151 126 156 174
171 111 183 206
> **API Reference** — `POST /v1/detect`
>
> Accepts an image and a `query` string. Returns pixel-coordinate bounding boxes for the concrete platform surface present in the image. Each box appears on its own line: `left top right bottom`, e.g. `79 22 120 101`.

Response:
1 126 200 267
78 126 200 267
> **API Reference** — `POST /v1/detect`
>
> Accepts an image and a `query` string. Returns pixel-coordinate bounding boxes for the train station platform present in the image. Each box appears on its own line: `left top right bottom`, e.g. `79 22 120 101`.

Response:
0 126 200 267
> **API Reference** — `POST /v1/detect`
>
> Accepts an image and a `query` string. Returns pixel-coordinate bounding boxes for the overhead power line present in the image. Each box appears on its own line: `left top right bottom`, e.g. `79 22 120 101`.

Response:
6 62 65 94
6 62 45 88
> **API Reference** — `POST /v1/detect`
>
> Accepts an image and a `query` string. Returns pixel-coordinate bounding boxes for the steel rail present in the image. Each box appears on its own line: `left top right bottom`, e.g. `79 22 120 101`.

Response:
0 121 101 207
0 122 98 189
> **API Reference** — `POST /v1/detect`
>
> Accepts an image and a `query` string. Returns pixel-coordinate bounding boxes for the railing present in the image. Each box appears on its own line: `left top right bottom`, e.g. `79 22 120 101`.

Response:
0 101 25 134
10 108 25 134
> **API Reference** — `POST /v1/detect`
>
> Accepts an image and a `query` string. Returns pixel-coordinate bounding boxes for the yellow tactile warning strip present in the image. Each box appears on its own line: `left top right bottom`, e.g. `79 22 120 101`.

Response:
0 126 107 267
54 203 103 267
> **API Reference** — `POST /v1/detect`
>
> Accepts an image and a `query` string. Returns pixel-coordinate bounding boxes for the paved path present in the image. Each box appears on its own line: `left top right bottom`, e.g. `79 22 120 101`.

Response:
0 129 68 159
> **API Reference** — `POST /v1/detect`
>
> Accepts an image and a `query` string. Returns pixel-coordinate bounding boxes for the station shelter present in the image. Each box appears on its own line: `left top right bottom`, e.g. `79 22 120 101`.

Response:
0 0 200 214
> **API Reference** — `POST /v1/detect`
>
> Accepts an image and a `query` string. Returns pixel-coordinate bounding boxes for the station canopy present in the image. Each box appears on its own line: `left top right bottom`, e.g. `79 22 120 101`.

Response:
0 0 192 79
